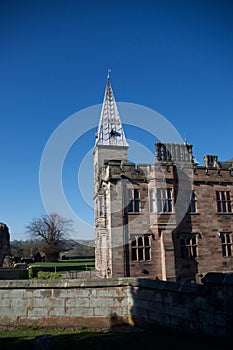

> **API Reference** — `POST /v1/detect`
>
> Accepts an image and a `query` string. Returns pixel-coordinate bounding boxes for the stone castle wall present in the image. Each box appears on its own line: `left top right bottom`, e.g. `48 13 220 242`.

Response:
0 274 232 338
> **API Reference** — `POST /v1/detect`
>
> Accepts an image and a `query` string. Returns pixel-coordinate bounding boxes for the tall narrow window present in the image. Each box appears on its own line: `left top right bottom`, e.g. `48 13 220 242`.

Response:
144 235 151 260
131 234 151 261
186 191 197 213
180 235 198 259
216 191 232 213
219 232 232 257
190 191 197 213
150 189 156 212
99 196 106 217
128 188 140 213
157 188 173 213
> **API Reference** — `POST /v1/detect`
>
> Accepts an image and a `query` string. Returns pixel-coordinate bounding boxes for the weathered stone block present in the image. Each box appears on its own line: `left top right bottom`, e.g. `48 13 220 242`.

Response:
11 298 30 308
0 297 10 307
32 298 63 308
48 308 66 317
28 307 49 317
65 306 94 317
65 297 90 307
90 296 115 307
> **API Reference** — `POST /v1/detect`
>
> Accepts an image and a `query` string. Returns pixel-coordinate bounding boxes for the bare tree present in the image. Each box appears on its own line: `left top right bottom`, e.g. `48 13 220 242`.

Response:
26 213 73 262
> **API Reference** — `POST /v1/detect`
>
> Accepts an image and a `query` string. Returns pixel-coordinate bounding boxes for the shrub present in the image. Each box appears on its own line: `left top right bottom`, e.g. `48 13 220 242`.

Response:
28 266 37 279
35 271 62 279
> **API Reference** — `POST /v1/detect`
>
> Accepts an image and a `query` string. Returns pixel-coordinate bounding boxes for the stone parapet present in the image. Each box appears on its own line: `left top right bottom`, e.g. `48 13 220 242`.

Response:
0 274 233 338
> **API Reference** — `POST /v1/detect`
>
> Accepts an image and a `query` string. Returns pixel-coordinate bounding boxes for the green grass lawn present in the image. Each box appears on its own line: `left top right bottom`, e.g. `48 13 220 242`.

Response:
29 258 95 275
0 325 228 350
30 258 95 266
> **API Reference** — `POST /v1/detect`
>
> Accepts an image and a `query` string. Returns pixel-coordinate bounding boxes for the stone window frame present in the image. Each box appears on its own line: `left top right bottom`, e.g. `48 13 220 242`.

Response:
179 233 198 259
187 190 197 213
157 187 173 213
127 188 140 213
131 234 151 262
219 232 233 257
216 190 232 213
149 188 156 213
98 195 106 217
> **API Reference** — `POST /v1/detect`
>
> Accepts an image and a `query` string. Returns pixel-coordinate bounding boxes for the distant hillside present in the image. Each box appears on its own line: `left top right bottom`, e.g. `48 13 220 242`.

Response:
63 240 95 258
10 239 95 259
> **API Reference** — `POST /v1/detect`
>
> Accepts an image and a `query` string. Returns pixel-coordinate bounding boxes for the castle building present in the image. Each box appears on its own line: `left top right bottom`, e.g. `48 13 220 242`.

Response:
93 75 233 283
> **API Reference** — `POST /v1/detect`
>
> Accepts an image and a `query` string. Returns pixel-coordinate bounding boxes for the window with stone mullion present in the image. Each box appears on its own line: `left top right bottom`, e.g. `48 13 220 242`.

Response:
220 232 232 257
127 188 140 213
131 234 151 261
157 188 173 213
216 191 232 213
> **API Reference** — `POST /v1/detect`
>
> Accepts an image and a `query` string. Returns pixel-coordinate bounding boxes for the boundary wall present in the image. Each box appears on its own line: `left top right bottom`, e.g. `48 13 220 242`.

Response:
0 273 232 338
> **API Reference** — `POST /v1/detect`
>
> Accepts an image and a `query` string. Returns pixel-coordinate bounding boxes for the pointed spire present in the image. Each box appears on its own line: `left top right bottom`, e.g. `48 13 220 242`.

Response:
95 71 129 147
107 68 111 81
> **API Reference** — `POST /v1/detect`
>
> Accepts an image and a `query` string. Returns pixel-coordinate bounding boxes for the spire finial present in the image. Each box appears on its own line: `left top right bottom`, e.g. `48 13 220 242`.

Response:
107 68 111 82
184 131 187 145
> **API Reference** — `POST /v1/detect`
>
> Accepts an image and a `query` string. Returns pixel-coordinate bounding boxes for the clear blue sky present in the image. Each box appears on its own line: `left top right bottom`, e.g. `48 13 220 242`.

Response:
1 0 233 241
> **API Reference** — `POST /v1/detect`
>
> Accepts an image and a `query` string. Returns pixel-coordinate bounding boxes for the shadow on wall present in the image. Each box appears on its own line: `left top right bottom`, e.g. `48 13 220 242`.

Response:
114 277 233 345
173 210 199 283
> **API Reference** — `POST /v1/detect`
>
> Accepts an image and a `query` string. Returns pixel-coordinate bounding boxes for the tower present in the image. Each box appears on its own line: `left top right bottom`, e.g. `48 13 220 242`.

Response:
93 72 129 277
93 71 129 186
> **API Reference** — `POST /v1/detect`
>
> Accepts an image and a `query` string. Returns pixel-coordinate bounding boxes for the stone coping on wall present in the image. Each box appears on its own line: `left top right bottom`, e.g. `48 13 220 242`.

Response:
0 277 137 289
0 272 232 290
0 277 184 289
0 277 207 294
